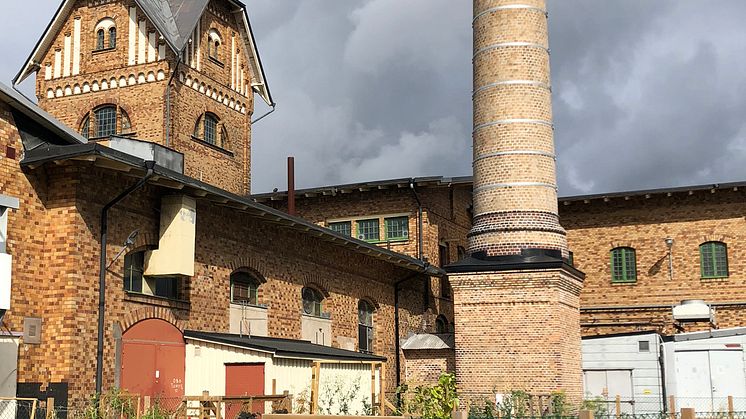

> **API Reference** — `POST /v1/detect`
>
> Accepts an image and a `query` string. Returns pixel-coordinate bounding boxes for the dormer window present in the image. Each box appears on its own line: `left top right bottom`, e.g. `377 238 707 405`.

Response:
94 18 116 51
208 29 222 63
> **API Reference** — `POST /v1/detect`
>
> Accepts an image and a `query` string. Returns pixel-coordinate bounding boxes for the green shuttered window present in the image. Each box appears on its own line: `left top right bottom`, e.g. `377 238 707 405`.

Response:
611 247 637 283
700 242 728 279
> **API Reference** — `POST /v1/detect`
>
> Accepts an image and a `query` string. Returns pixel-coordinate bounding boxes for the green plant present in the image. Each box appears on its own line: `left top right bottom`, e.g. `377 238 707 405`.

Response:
294 388 311 414
580 397 608 417
409 373 460 419
497 390 530 418
548 390 571 417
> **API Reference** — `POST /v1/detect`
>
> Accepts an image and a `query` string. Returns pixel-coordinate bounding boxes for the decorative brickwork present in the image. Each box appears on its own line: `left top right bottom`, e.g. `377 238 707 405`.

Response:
469 0 567 257
34 0 255 195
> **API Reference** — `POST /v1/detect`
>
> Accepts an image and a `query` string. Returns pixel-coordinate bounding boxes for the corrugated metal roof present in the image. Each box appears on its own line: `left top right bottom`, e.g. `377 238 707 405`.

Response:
185 331 387 362
673 327 746 342
401 333 454 350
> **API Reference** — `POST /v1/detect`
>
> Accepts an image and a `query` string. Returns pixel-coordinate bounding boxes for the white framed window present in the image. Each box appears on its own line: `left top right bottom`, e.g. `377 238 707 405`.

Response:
0 195 20 254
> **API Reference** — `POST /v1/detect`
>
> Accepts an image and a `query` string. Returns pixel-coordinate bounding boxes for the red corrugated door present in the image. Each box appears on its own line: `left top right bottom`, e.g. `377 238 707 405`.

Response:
225 364 265 418
121 319 185 400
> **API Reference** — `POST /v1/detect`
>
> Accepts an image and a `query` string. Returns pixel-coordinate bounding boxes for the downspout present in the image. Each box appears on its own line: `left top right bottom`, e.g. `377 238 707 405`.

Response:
393 264 430 406
95 161 156 396
657 334 667 412
165 57 182 147
409 180 424 261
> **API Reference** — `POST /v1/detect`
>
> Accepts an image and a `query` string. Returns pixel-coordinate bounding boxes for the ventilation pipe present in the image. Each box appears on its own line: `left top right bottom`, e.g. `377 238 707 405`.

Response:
288 156 296 216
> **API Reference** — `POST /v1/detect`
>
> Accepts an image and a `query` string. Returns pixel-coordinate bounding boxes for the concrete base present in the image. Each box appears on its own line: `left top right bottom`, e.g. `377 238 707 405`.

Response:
448 264 584 404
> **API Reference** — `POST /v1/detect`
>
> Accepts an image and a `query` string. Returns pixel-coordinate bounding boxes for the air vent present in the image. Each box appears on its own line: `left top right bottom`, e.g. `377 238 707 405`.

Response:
673 300 714 322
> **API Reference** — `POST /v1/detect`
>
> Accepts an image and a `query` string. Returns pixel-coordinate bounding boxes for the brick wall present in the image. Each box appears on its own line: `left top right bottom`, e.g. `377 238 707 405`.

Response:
561 190 746 335
450 268 583 403
35 0 254 195
403 349 455 385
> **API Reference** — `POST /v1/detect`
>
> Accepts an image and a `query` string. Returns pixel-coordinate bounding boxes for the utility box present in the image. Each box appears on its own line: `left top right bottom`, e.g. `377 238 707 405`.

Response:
673 300 714 322
0 253 11 313
144 195 196 277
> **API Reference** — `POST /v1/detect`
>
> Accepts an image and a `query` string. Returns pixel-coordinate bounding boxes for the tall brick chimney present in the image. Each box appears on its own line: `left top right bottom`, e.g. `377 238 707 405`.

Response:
446 0 585 402
469 0 567 258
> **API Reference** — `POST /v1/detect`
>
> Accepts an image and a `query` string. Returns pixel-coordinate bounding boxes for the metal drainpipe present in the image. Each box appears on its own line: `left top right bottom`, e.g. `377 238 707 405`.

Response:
165 57 182 147
393 266 430 406
409 180 424 261
96 161 156 396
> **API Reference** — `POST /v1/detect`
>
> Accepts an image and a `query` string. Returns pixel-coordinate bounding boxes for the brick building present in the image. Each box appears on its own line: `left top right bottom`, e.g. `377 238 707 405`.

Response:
0 0 449 411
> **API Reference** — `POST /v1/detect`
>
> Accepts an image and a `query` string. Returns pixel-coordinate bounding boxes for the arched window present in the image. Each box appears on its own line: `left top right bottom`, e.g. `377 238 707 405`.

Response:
97 29 106 50
230 270 261 306
208 29 222 61
95 105 117 137
80 114 90 139
700 241 728 278
94 18 116 51
611 247 637 283
109 27 117 48
358 300 375 353
457 246 466 261
435 315 449 334
302 287 324 317
81 105 132 139
204 113 218 145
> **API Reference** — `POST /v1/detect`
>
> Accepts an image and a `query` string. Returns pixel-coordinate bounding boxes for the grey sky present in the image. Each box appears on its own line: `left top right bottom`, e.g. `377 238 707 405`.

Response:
4 1 746 196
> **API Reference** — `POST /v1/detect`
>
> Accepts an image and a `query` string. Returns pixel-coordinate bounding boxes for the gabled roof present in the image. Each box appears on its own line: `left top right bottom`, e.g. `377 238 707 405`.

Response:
185 331 386 362
14 0 273 106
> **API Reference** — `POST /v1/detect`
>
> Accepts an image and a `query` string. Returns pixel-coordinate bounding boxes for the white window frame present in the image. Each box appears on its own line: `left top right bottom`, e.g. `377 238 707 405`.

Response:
0 195 20 254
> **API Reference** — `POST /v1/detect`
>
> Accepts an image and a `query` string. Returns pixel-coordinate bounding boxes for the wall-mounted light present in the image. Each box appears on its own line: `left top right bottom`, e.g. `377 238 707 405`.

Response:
665 237 674 281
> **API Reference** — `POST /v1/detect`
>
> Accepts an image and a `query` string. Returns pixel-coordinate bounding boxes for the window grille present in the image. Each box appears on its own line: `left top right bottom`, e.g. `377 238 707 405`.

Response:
700 242 728 278
611 247 637 283
356 219 379 241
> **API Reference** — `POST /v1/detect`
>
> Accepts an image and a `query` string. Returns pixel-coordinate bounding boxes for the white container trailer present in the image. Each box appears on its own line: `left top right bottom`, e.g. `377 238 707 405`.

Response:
582 332 664 413
663 327 746 413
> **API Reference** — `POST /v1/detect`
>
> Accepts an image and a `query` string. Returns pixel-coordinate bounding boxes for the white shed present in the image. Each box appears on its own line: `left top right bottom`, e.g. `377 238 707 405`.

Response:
582 332 664 413
184 331 385 415
663 327 746 412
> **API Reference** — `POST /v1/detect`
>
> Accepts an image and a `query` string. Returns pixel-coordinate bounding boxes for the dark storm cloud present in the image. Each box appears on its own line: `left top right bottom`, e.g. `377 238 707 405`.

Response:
3 1 746 195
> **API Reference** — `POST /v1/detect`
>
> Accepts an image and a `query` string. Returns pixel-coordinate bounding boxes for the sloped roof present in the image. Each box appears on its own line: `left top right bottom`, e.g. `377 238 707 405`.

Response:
0 82 86 147
135 0 210 53
401 333 454 350
14 0 273 106
186 331 387 362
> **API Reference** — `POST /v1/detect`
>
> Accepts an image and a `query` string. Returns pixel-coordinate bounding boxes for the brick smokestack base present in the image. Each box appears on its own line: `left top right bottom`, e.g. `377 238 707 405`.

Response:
450 268 583 404
469 0 567 258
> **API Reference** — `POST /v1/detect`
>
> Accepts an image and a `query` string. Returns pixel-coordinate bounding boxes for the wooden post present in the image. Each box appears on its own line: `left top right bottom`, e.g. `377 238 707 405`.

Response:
272 379 277 395
379 362 386 416
144 396 151 413
579 410 595 419
615 395 621 418
681 408 695 419
46 398 55 419
283 390 291 413
136 396 142 419
30 399 38 419
310 361 321 414
668 395 676 419
371 363 377 415
728 396 735 419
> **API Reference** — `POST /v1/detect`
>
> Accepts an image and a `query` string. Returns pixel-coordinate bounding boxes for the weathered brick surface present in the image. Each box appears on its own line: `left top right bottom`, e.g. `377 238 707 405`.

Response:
450 268 583 403
561 190 746 335
36 0 254 195
403 349 455 385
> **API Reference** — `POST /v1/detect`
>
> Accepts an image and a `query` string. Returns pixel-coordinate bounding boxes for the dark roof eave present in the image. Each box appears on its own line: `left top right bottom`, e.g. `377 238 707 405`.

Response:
21 143 443 277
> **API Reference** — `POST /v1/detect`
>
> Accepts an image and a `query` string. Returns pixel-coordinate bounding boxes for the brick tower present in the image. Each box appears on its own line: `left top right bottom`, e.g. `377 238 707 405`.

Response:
447 0 585 402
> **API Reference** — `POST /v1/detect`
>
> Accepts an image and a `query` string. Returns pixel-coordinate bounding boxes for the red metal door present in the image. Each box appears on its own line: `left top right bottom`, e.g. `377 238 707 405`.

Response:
121 319 185 402
225 364 265 418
